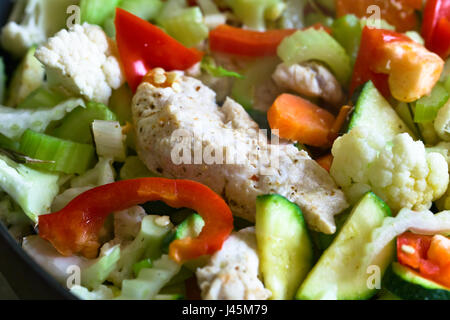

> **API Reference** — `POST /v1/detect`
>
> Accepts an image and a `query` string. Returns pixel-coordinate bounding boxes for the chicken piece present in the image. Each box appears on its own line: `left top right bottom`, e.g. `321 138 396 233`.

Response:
272 62 345 107
196 227 271 300
132 71 348 233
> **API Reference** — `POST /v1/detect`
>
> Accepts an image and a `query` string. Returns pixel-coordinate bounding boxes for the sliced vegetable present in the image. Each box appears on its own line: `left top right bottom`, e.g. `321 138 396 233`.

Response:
115 8 203 92
0 154 59 223
384 262 450 300
19 130 95 175
0 98 84 140
348 81 416 140
157 0 208 47
5 46 44 107
336 0 420 32
120 156 158 180
80 0 121 26
331 14 362 66
267 93 335 147
279 0 307 29
92 120 127 162
51 101 117 144
118 255 181 300
209 24 296 57
394 102 421 138
422 0 450 59
297 192 393 300
414 82 449 123
133 258 153 277
82 245 121 290
226 0 285 30
198 0 226 29
38 178 234 263
277 28 351 85
119 0 163 21
255 195 313 300
316 154 333 172
17 86 66 109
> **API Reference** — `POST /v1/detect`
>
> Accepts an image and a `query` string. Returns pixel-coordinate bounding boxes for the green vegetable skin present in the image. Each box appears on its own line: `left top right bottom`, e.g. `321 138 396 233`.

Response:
277 28 351 85
227 0 285 30
297 192 394 300
19 130 95 175
331 14 362 66
17 86 66 109
256 194 313 300
51 101 117 144
80 0 121 25
82 245 121 290
0 154 59 223
157 1 208 47
414 83 450 123
384 262 450 300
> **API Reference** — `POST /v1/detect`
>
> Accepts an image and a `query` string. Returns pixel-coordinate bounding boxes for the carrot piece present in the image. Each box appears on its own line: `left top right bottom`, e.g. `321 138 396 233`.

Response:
428 235 450 267
328 105 353 143
267 94 335 147
316 154 333 172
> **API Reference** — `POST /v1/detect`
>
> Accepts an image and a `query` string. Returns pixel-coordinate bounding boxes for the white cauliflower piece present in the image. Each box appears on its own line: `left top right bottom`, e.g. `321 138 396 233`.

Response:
133 71 348 234
112 206 146 243
272 62 344 106
196 227 271 300
331 127 449 212
35 23 124 104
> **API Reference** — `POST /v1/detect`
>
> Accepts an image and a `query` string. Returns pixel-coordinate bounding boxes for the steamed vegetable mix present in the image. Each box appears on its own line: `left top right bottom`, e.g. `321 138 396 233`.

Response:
2 0 450 302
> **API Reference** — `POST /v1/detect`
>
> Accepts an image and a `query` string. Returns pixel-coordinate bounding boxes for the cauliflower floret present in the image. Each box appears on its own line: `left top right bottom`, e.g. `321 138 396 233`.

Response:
331 127 449 212
35 23 124 104
272 62 344 106
196 227 271 300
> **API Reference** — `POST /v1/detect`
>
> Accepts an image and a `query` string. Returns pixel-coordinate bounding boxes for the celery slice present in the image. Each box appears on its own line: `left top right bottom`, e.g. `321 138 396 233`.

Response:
80 0 121 26
17 86 66 109
120 156 158 180
82 245 121 290
158 6 208 47
19 130 95 175
331 14 362 66
51 101 117 144
277 28 352 85
92 120 127 162
414 83 450 123
120 0 163 20
227 0 284 30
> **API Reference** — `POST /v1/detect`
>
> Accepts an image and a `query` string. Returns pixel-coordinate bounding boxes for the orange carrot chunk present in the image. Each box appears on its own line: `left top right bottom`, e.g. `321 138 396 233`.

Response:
316 154 333 172
267 94 336 147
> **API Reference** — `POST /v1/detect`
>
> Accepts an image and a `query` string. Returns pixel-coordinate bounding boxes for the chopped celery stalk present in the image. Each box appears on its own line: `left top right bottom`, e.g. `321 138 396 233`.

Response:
5 46 44 107
120 0 163 20
133 258 153 277
19 130 95 175
331 14 362 66
80 0 121 25
92 120 127 162
277 28 351 85
0 155 59 222
414 83 450 123
445 76 450 93
51 101 117 144
159 6 208 47
305 13 334 28
226 0 284 30
118 255 181 300
405 31 425 45
71 285 115 300
360 17 395 31
82 245 121 290
70 157 116 188
201 56 244 79
17 87 66 109
279 0 307 29
120 156 158 180
108 215 173 287
0 98 84 140
395 103 421 139
231 56 280 110
0 57 5 105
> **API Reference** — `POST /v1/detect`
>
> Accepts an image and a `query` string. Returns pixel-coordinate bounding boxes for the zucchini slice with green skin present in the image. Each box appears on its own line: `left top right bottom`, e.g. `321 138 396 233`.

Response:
296 192 394 300
383 262 450 300
348 81 416 140
255 194 314 300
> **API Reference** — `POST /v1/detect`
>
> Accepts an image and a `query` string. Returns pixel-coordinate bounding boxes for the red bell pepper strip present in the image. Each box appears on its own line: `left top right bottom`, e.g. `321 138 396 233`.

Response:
350 26 412 98
115 8 203 92
422 0 450 59
209 24 331 57
38 178 234 264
